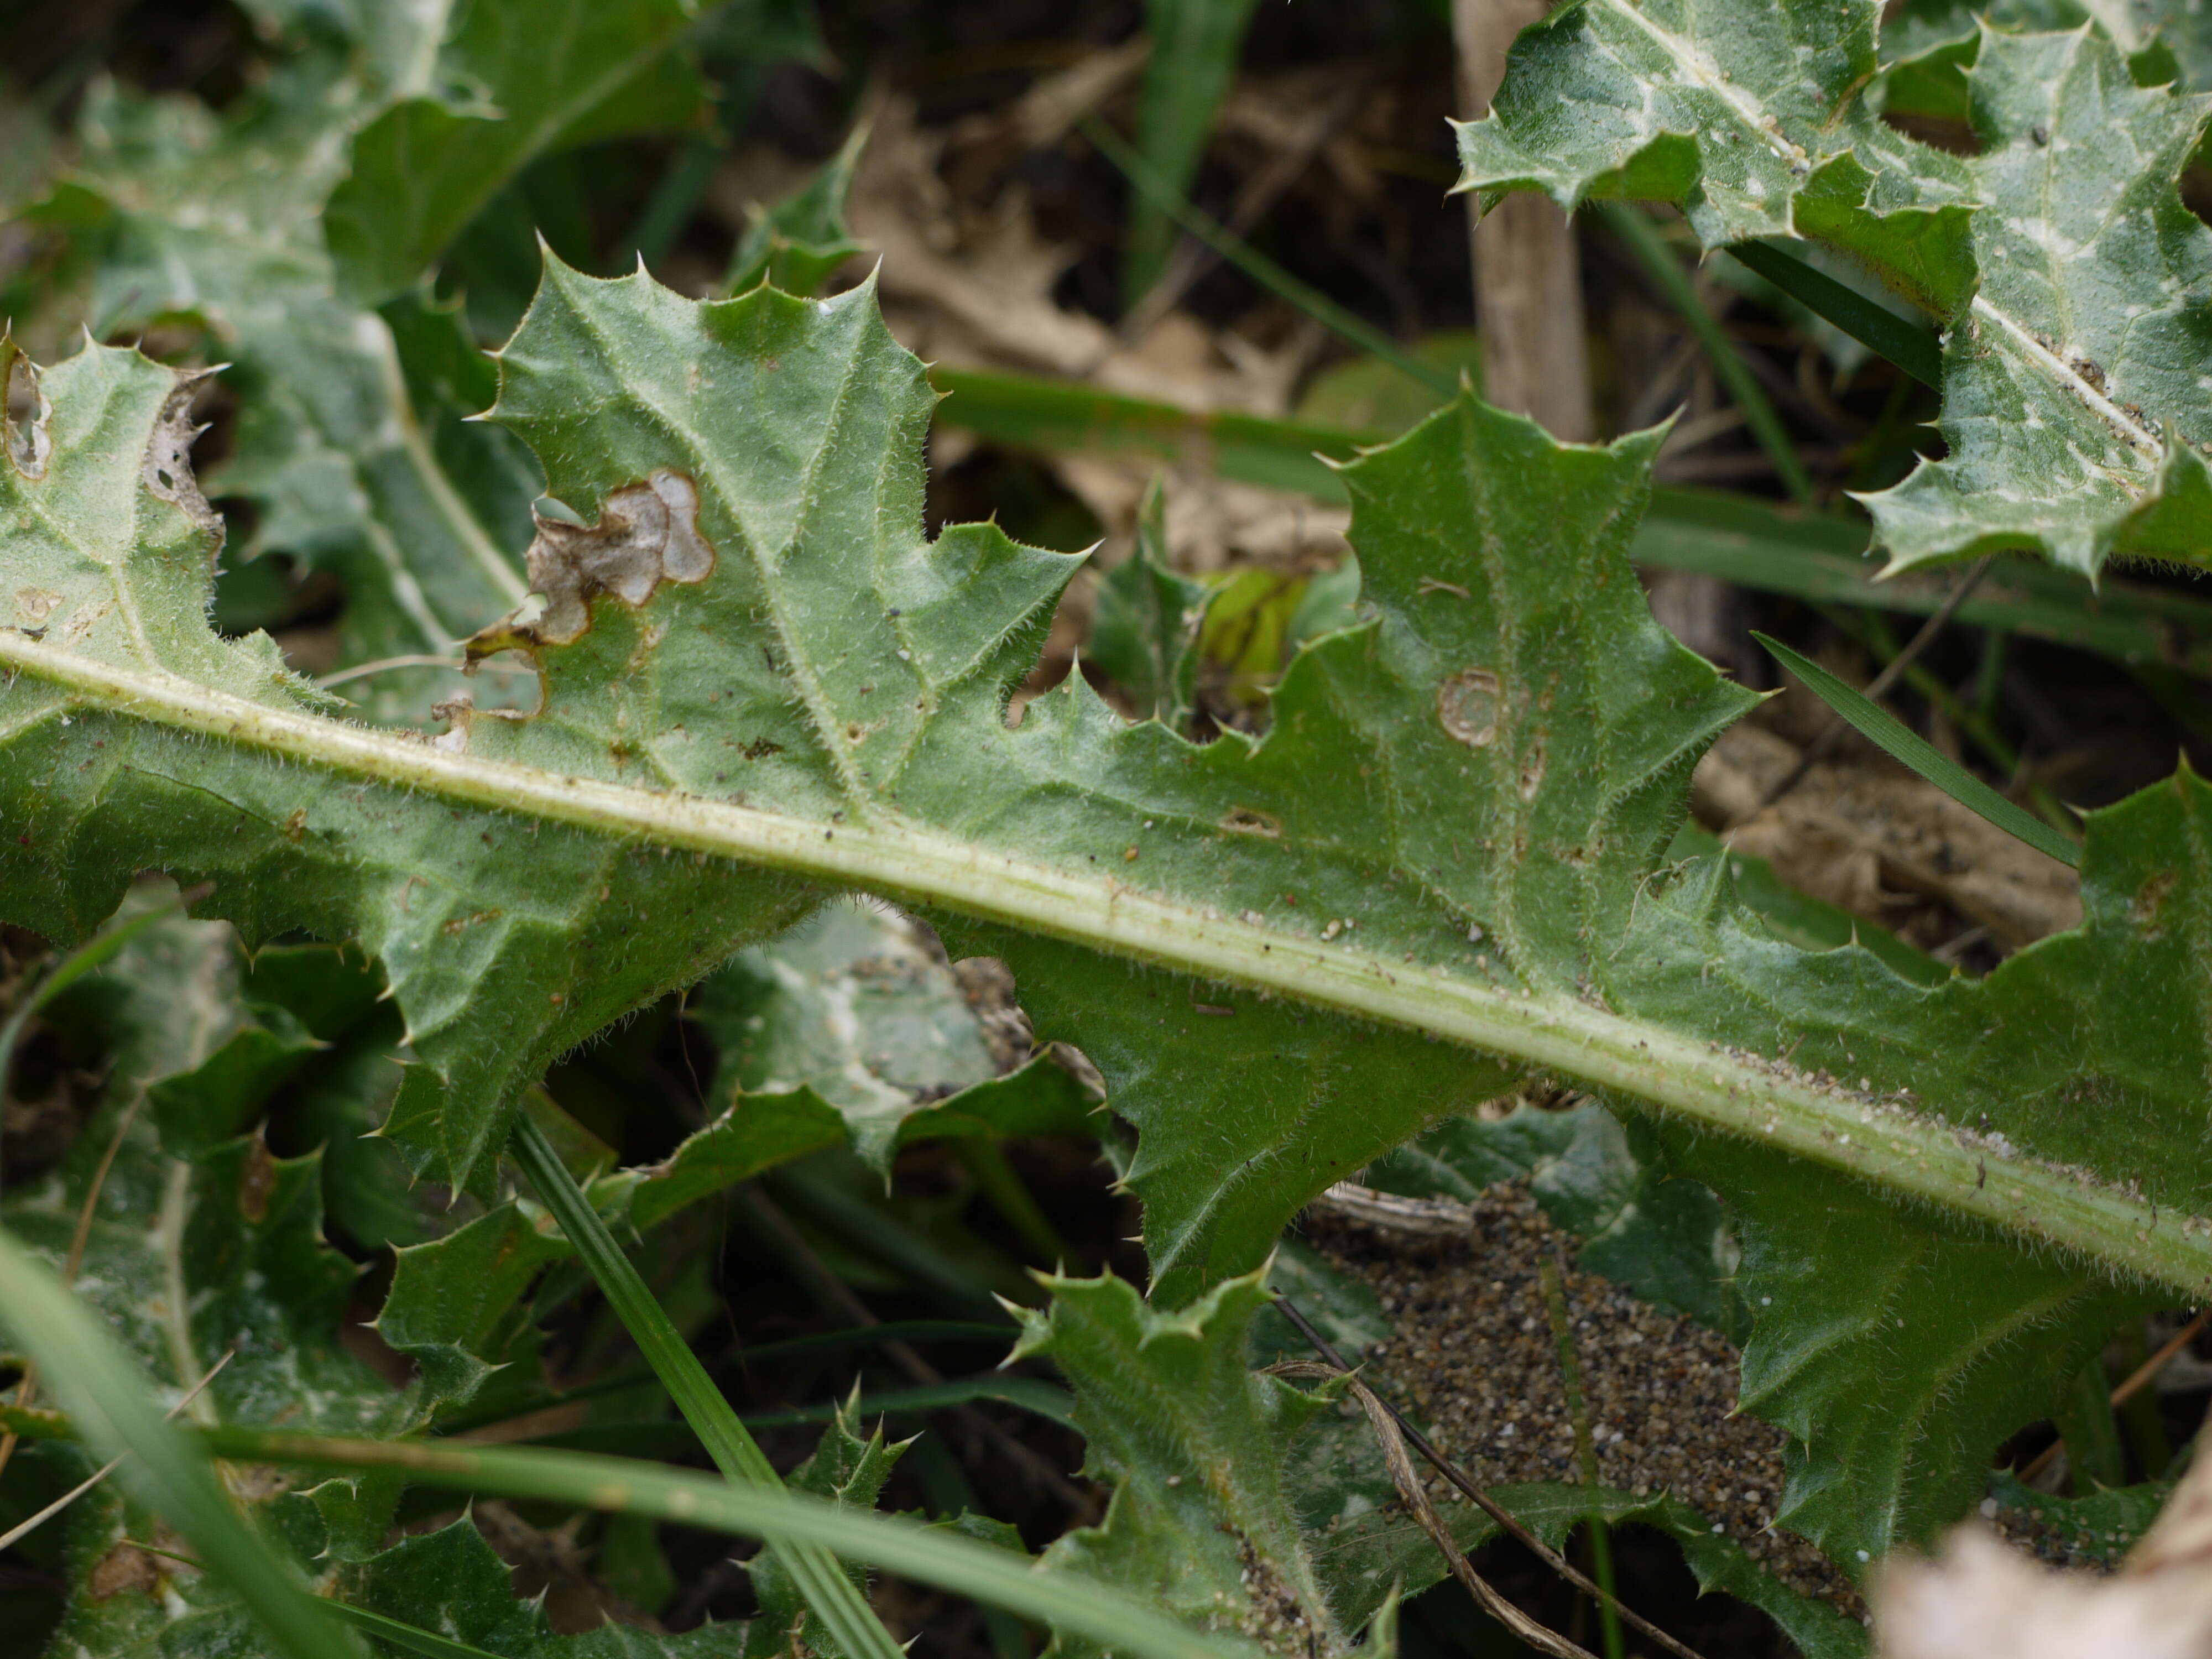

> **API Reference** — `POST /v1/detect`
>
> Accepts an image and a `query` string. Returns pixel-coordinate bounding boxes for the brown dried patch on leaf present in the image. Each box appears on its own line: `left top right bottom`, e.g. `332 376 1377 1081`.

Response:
87 1541 160 1600
238 1130 279 1223
468 469 714 656
3 336 51 482
951 954 1035 1073
1438 668 1502 748
13 586 61 628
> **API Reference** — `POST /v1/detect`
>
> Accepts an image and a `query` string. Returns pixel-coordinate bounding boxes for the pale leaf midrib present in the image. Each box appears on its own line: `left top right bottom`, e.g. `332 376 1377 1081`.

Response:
7 630 2210 1296
1593 0 1810 171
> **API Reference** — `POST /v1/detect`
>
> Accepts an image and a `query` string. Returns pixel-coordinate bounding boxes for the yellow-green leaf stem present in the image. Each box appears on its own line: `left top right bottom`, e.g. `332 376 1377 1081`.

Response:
2 627 2205 1295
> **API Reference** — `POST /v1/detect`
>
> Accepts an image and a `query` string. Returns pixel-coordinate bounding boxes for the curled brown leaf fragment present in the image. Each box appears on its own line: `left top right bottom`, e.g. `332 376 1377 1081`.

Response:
1877 1430 2212 1658
468 468 714 656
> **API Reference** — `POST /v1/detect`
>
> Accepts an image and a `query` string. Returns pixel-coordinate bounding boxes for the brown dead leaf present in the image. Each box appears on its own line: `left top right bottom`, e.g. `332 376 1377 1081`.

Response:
1051 452 1348 576
854 93 1308 411
1879 1428 2212 1657
1005 39 1151 148
1694 722 2081 950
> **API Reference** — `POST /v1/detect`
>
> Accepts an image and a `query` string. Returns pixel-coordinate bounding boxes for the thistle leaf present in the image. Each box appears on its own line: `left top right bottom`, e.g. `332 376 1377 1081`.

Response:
1861 26 2212 577
1087 481 1209 732
323 0 711 304
2 912 413 1648
1013 1270 1347 1654
1457 4 2212 576
1450 0 1978 310
11 266 2212 1587
345 1516 758 1656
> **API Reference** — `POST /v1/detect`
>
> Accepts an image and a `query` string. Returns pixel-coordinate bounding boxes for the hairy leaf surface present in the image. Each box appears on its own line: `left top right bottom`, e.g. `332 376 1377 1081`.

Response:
9 269 2212 1584
46 76 531 712
28 0 743 722
1865 27 2212 574
1450 0 1976 307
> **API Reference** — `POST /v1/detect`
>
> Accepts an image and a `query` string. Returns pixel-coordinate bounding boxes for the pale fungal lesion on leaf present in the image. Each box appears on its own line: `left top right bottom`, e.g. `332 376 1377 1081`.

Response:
1220 806 1284 837
1437 667 1501 748
467 468 716 656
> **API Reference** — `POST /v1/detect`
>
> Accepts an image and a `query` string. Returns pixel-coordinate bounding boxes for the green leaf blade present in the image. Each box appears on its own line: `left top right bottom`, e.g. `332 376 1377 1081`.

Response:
1754 632 2078 867
323 0 709 304
1013 1269 1347 1653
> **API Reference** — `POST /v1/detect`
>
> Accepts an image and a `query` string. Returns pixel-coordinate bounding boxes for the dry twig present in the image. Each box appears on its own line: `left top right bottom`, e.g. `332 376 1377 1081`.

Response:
1276 1358 1599 1659
2017 1308 2211 1485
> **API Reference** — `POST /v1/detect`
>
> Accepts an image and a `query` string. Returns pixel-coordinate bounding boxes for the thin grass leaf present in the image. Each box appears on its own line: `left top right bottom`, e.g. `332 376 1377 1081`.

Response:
192 1426 1248 1659
736 1375 1074 1431
1126 0 1262 304
507 1376 1078 1459
1596 204 1814 505
325 1602 504 1659
507 1118 906 1659
0 1227 369 1659
1724 239 1944 390
1754 633 2080 867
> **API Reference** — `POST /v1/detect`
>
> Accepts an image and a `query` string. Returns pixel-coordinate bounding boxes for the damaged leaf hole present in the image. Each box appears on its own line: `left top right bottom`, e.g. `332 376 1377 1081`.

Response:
469 469 716 655
3 341 50 481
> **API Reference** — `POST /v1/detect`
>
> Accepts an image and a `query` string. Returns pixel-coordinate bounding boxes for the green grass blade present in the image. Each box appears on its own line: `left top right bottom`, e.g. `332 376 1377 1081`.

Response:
1597 204 1815 505
1079 113 1457 399
530 1376 1079 1456
0 1227 370 1659
432 1322 1018 1437
1127 0 1261 304
1753 633 2080 868
194 1427 1245 1659
325 1602 503 1659
508 1119 905 1659
737 1375 1074 1431
1723 239 1944 390
929 364 1362 499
